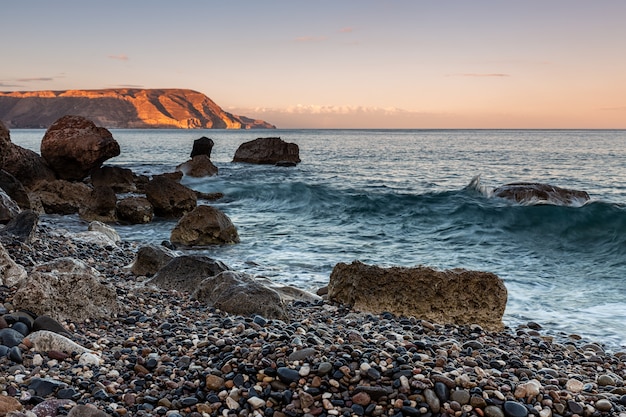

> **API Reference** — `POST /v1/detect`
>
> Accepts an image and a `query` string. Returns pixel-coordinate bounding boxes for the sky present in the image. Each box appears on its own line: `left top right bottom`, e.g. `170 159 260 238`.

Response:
1 1 625 129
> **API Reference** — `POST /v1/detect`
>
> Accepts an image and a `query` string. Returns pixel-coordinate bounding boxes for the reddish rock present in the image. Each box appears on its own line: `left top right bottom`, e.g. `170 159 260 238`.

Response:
170 205 239 246
30 179 91 215
79 185 117 222
0 394 22 415
176 155 218 177
41 115 120 181
328 261 507 331
144 176 197 218
233 137 300 165
116 196 154 224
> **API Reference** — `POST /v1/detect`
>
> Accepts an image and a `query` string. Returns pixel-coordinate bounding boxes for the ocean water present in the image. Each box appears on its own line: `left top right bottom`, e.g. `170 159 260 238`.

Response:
11 129 626 351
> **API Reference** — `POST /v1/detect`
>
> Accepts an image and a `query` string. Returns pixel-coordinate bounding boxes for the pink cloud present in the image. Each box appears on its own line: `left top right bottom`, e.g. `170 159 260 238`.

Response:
108 54 129 61
339 27 354 33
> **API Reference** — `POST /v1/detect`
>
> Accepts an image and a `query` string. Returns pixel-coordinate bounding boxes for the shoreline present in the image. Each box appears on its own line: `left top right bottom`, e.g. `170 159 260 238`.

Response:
0 223 625 416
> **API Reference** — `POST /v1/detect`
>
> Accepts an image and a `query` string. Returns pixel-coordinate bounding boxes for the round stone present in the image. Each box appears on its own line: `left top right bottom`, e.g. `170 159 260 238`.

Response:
595 399 612 412
484 405 505 417
450 389 470 405
277 367 300 384
565 378 584 393
597 375 615 386
503 401 528 417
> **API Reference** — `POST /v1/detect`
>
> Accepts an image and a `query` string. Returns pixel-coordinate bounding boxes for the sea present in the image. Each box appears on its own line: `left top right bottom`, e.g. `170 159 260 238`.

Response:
11 128 626 351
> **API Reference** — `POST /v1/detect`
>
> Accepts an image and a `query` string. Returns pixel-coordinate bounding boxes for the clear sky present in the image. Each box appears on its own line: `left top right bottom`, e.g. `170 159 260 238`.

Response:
2 0 625 129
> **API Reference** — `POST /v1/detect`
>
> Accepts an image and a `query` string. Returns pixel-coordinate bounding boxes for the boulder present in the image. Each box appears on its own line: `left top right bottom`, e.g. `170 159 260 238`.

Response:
144 176 197 218
0 242 27 287
0 210 39 244
130 244 176 277
0 120 57 188
170 205 239 246
40 115 121 181
257 277 323 304
116 196 154 224
146 255 230 292
90 165 137 193
71 222 120 247
0 169 32 209
493 182 590 206
12 257 122 322
176 155 218 177
30 179 91 215
190 136 215 158
0 189 19 224
193 271 288 320
87 221 120 243
328 261 507 331
79 186 118 222
233 137 301 165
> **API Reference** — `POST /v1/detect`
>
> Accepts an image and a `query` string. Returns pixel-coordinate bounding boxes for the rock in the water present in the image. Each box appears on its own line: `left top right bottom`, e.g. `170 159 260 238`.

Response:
176 154 218 177
79 186 117 222
190 136 215 158
0 189 20 224
0 209 39 243
130 244 176 277
144 176 197 218
493 182 590 206
0 242 27 287
12 257 122 322
193 271 288 320
41 115 121 181
328 261 507 331
0 169 31 209
90 165 137 193
233 137 300 165
147 255 230 292
116 196 154 224
30 179 91 215
170 205 239 246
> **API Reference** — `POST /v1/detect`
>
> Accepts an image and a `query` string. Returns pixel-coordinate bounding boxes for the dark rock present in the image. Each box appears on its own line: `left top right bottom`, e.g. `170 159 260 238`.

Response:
90 165 137 193
116 196 154 224
176 155 218 177
144 176 197 218
0 328 24 347
7 346 22 363
0 169 31 209
30 179 91 215
33 315 73 337
0 190 19 224
1 209 39 243
10 321 29 336
276 367 300 384
79 185 117 222
233 137 300 165
29 377 67 396
190 137 215 158
130 244 176 277
503 400 529 417
147 255 230 291
40 115 120 181
170 205 239 246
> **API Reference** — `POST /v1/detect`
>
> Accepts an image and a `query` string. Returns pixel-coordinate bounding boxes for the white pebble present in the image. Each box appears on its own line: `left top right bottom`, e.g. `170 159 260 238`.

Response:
32 354 43 366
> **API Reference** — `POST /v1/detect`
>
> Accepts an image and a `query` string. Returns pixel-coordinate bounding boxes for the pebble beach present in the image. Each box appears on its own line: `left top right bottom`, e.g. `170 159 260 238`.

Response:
0 224 625 417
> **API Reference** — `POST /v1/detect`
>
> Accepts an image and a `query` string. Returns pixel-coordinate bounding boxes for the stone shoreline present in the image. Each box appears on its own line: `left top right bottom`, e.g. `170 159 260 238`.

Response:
1 225 625 417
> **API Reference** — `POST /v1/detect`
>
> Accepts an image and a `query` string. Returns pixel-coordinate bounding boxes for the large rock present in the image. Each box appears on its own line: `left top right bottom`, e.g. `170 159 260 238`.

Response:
0 120 56 188
0 169 31 209
170 205 239 247
190 136 215 158
130 244 176 277
12 257 122 322
328 261 507 331
116 196 154 224
0 242 27 287
90 165 137 193
176 155 218 177
193 271 288 320
493 182 590 206
144 176 197 218
30 179 91 214
0 190 19 224
40 115 121 181
79 186 117 222
233 137 301 165
147 255 230 292
0 210 39 244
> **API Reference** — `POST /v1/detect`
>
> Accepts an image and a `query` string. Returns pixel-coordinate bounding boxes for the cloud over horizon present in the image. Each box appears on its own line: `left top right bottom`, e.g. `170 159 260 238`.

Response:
108 54 129 61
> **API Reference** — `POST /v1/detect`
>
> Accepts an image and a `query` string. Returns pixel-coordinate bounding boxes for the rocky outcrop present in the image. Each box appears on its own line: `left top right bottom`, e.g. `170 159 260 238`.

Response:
12 257 122 322
190 137 214 157
170 205 239 247
0 89 276 129
0 120 56 188
130 245 176 277
176 155 218 177
41 115 121 181
147 255 230 292
144 176 197 218
493 182 590 206
116 197 154 224
233 137 301 165
328 261 507 331
193 271 288 320
30 180 91 215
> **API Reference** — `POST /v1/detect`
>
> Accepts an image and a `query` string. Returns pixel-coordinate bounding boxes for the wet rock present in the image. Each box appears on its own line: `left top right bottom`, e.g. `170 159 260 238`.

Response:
79 186 117 222
90 165 137 193
176 155 218 177
190 137 215 158
0 189 20 224
144 176 196 218
233 137 300 165
1 209 39 243
170 205 239 246
0 327 25 347
503 401 528 417
0 169 32 210
116 196 154 224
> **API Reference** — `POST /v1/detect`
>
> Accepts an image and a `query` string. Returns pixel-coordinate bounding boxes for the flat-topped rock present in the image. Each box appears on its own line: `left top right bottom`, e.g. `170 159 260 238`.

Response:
233 137 300 165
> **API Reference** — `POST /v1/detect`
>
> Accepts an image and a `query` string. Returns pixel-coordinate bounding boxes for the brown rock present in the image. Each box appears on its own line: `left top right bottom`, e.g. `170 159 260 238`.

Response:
116 196 154 224
90 165 137 193
328 261 507 331
30 179 91 215
205 374 226 391
147 255 230 292
0 190 19 224
176 155 218 177
493 182 590 205
144 176 196 218
41 115 120 181
79 186 117 222
0 169 32 209
352 392 372 406
130 244 176 277
0 242 27 287
67 404 111 417
170 205 239 246
0 394 22 415
233 137 300 165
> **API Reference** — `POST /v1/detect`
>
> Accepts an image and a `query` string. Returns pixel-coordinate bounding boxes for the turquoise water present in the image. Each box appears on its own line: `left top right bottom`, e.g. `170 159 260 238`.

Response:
11 129 626 350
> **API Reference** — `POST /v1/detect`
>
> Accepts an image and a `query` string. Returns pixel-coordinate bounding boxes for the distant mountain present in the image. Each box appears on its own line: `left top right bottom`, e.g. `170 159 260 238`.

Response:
0 88 276 129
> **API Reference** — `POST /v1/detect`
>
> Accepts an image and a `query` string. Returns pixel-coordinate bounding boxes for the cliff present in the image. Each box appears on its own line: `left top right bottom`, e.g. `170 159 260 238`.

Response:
0 88 276 129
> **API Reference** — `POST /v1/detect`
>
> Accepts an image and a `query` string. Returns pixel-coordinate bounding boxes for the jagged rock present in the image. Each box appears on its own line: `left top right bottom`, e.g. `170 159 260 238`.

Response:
0 169 31 209
116 196 154 224
144 176 197 218
193 271 288 320
12 257 122 322
90 165 137 193
41 115 121 181
190 136 215 158
0 120 56 188
233 137 300 165
170 205 239 247
493 182 590 206
130 244 176 277
0 242 27 287
328 261 507 331
176 155 218 177
0 189 19 224
147 255 230 292
0 210 39 244
30 179 91 215
79 186 117 222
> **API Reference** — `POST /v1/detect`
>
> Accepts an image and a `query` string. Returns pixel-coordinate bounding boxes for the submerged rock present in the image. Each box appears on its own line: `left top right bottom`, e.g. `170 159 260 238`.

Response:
176 154 218 177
